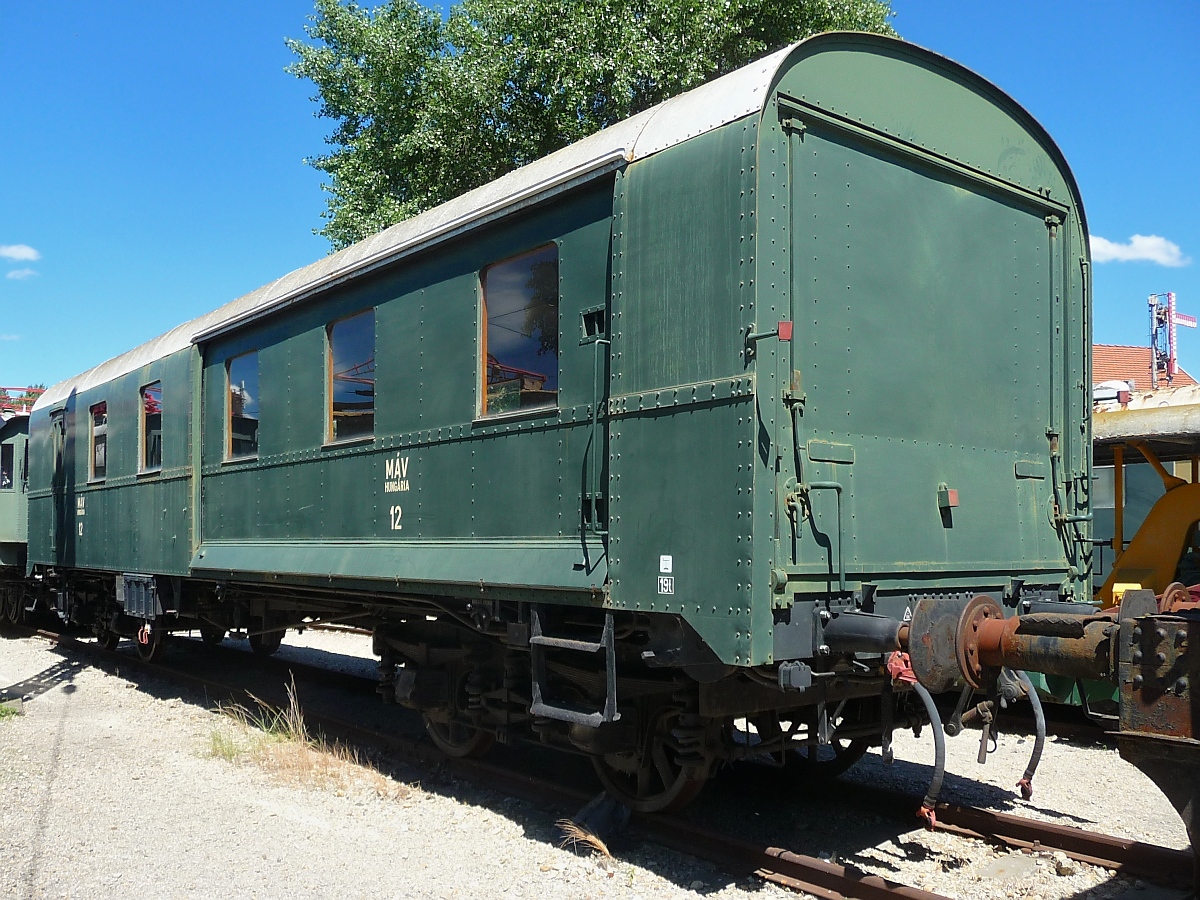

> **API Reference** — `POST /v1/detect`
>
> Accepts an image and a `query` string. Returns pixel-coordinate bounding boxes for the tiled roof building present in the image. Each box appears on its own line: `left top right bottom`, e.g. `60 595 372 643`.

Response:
1093 344 1197 389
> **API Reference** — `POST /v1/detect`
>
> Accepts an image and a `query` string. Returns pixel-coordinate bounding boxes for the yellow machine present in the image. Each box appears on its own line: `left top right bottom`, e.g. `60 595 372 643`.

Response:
1094 400 1200 606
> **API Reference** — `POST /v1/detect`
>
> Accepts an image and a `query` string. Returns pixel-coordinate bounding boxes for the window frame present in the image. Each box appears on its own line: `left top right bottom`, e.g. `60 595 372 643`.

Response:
89 401 108 482
478 242 561 420
225 350 260 461
139 380 163 475
325 308 377 446
0 443 12 491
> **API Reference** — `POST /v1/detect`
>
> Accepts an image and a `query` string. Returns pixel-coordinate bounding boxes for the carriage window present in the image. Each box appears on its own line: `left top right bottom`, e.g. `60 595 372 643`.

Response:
140 382 162 472
227 352 260 459
90 402 107 480
328 310 375 442
0 445 12 490
481 244 559 416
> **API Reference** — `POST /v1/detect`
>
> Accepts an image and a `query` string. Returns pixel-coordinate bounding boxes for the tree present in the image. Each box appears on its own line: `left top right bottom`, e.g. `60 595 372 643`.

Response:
288 0 896 249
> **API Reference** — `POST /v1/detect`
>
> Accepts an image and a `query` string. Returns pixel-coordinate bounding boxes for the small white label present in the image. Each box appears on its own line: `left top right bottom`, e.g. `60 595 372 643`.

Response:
658 576 674 595
903 606 913 622
659 555 673 574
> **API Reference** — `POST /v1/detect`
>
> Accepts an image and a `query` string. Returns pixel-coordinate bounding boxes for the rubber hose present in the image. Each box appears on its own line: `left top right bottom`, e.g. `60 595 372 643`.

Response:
912 682 946 812
1014 670 1045 800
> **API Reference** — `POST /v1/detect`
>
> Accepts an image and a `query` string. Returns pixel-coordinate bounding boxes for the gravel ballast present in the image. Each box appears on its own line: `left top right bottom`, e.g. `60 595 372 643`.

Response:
0 632 1189 900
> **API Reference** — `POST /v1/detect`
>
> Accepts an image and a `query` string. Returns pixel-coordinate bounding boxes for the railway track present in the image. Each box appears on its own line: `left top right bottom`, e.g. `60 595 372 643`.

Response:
8 625 1191 899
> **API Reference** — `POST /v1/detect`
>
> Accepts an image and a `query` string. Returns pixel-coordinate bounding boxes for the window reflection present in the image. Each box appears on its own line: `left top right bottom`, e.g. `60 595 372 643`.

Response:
90 402 107 480
141 382 162 471
482 244 559 416
329 310 375 441
228 352 259 459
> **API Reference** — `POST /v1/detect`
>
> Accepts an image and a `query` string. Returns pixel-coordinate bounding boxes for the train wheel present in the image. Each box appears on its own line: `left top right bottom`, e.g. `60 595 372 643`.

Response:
134 623 167 662
249 617 283 656
96 630 120 651
788 737 870 779
200 624 226 646
591 709 709 813
2 589 22 626
423 716 495 759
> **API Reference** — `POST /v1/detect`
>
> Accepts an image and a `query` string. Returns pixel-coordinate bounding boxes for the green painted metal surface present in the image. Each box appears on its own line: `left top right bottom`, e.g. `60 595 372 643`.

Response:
607 36 1090 664
21 35 1090 673
0 416 28 567
27 350 193 576
197 182 613 592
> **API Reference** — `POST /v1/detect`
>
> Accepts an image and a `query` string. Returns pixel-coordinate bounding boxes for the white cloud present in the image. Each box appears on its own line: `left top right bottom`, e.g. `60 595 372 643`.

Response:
1091 234 1191 267
0 244 40 262
0 334 19 341
5 268 36 280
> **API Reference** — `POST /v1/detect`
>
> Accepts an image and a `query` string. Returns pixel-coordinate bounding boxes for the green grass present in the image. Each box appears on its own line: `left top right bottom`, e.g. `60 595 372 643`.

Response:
0 703 22 721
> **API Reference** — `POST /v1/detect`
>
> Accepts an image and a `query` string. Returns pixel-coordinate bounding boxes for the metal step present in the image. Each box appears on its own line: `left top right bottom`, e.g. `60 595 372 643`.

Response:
529 606 619 725
528 634 605 653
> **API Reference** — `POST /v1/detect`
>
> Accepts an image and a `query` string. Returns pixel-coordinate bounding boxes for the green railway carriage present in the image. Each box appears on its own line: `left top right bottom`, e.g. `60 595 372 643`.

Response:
0 414 29 568
16 33 1091 810
1 414 29 623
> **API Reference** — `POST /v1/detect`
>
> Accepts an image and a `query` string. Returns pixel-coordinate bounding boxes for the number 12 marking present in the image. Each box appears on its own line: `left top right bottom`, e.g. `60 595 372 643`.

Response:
389 505 403 531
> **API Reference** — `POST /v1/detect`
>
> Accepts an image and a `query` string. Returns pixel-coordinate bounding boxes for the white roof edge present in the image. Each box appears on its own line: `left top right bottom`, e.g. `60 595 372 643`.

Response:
34 41 803 413
191 148 631 343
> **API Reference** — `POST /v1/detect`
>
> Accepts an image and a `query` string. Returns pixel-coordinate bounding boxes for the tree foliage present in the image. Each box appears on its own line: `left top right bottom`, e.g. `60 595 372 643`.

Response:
288 0 896 249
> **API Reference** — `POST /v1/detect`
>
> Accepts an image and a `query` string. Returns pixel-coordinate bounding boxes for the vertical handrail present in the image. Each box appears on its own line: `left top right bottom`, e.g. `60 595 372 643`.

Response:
587 337 610 536
800 480 845 592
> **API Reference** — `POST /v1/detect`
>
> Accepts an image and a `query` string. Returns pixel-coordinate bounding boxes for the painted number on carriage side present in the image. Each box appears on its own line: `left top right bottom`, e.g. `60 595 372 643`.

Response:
658 576 674 595
389 505 403 531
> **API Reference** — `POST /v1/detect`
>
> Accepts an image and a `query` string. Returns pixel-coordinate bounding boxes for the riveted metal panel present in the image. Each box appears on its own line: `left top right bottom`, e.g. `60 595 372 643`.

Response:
756 37 1090 611
27 348 194 576
608 119 760 663
607 399 757 664
196 182 615 593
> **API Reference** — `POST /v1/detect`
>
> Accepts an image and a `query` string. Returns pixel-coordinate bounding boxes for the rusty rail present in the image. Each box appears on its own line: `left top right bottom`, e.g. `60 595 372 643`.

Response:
932 803 1191 883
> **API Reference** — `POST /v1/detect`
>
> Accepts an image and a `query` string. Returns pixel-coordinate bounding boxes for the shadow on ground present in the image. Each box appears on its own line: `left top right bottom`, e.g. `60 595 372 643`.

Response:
7 628 1181 900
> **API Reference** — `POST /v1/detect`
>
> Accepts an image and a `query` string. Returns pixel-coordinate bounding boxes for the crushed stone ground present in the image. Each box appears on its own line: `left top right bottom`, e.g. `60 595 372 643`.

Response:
0 632 1189 900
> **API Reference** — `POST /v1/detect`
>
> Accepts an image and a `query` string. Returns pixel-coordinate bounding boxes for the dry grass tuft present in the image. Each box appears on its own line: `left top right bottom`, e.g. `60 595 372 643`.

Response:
207 676 414 801
556 817 613 858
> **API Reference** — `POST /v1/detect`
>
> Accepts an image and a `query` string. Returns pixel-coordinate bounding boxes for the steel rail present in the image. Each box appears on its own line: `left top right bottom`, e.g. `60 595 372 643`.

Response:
11 627 1190 894
931 803 1191 884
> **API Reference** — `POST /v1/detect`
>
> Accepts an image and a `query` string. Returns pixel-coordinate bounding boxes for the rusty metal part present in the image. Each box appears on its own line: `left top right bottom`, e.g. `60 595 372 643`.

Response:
1115 611 1200 885
954 596 1004 689
1118 613 1198 741
815 778 1193 885
907 598 970 693
1160 582 1198 614
932 800 1192 884
651 820 950 900
973 613 1116 681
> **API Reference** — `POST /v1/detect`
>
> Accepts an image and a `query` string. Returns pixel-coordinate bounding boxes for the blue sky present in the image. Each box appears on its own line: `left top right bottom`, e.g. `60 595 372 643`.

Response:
1 1 1197 389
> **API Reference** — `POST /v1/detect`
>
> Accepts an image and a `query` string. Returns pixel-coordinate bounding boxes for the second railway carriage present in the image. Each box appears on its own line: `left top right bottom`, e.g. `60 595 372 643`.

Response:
19 32 1091 810
0 413 29 623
